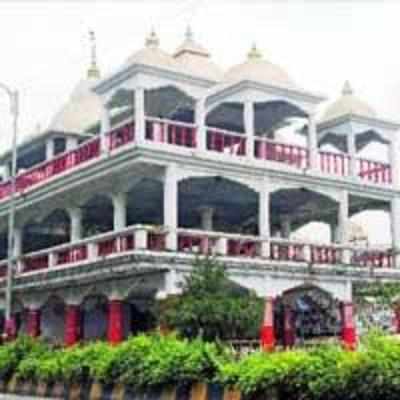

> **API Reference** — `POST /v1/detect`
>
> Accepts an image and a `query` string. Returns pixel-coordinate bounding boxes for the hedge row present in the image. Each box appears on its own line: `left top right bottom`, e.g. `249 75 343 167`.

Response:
0 332 400 400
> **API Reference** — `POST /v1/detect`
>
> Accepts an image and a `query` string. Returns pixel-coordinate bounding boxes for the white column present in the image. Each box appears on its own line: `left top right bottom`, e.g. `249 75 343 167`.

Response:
13 227 22 258
135 87 145 144
164 164 178 251
68 207 82 243
112 192 127 231
46 138 55 160
280 215 291 239
391 197 400 267
100 102 111 153
390 138 400 189
259 178 270 258
308 112 318 171
195 98 206 152
199 207 214 231
337 191 349 244
66 137 79 151
244 101 255 159
347 129 357 177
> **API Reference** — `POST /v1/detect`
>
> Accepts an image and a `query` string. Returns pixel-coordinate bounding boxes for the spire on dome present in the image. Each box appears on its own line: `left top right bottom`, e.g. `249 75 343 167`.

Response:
145 28 160 48
247 43 262 60
185 25 193 42
87 30 100 79
342 80 353 96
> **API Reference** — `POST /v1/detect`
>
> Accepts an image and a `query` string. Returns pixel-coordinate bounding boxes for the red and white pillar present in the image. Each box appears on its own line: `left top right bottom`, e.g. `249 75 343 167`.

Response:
64 304 81 347
260 297 275 351
27 309 41 338
107 299 124 345
283 306 295 348
341 302 357 350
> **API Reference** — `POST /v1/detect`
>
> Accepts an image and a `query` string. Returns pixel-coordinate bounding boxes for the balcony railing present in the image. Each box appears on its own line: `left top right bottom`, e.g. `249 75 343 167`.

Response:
0 226 393 280
0 119 395 204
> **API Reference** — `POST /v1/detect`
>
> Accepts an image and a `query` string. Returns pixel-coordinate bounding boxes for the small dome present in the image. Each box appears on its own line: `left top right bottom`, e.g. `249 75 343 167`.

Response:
49 75 102 133
321 81 377 123
224 44 296 89
173 27 223 81
125 29 182 74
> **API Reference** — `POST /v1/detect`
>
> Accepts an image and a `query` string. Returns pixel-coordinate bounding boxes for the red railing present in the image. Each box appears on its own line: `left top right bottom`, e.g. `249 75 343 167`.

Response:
0 181 12 200
146 118 196 148
107 122 135 151
319 151 349 176
227 239 259 258
178 234 214 255
351 249 393 268
97 235 134 257
311 245 342 264
358 158 392 185
56 245 88 266
22 255 49 273
207 129 246 156
270 242 305 262
255 139 309 169
148 232 166 251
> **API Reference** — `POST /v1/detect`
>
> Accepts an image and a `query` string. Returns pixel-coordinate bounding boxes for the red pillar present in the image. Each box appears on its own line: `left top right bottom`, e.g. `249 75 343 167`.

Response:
27 309 41 338
341 302 357 350
107 299 124 345
64 305 81 347
260 297 275 351
283 306 295 348
4 316 17 341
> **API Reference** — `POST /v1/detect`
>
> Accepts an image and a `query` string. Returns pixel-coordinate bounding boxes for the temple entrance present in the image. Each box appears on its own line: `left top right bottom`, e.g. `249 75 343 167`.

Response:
277 286 341 347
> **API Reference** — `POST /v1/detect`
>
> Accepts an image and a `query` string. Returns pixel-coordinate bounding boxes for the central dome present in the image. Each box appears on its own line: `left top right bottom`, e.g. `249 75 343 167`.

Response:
224 44 296 89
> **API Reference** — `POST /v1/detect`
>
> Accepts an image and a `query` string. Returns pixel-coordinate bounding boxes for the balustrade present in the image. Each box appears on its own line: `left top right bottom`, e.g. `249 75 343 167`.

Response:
107 121 135 151
207 128 246 156
319 151 349 176
310 245 343 264
358 158 392 185
351 248 393 268
270 241 305 262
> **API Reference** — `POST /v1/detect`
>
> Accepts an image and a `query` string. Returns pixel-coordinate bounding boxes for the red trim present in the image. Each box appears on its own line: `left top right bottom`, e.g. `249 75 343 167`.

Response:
260 297 275 351
64 305 81 347
107 300 124 345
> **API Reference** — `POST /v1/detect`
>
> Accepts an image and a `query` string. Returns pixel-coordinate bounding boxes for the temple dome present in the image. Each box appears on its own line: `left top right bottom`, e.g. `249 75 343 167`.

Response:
49 75 102 133
321 81 377 123
173 27 223 81
224 44 296 89
125 29 182 73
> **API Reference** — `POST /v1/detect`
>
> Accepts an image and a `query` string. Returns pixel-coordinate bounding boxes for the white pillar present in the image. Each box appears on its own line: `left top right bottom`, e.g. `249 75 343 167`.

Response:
112 192 127 231
164 164 178 250
66 137 79 151
195 98 206 152
259 178 270 257
391 197 400 267
135 87 145 144
68 207 82 243
308 112 318 170
347 129 357 177
280 215 292 239
199 207 214 231
46 138 55 160
390 138 400 188
100 102 111 153
337 191 349 244
13 227 22 258
244 101 255 159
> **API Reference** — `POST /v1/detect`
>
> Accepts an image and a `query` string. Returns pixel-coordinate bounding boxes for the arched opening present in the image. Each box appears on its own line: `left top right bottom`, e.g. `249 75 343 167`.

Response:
126 178 163 226
178 176 258 234
81 195 113 237
22 209 70 253
81 294 108 341
122 297 156 339
277 285 341 346
41 295 65 345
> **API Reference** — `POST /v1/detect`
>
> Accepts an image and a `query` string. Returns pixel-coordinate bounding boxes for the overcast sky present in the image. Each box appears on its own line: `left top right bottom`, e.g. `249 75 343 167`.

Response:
0 0 398 243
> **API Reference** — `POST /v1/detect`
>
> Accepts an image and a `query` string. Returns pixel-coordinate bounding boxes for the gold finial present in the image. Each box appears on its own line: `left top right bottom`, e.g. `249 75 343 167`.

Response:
342 80 353 96
248 43 262 60
145 28 160 48
185 25 193 42
87 30 100 79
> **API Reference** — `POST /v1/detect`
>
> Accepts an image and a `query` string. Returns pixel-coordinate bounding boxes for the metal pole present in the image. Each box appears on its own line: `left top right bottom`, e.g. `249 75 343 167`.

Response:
0 83 18 338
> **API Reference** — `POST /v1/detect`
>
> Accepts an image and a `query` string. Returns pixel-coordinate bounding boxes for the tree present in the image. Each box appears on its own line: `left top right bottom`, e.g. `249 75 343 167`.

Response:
157 258 264 341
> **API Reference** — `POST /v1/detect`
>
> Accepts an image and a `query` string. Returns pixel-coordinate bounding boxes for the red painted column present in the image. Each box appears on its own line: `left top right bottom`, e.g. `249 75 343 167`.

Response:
107 300 124 345
341 302 357 350
64 305 81 347
283 306 295 348
4 316 17 341
27 309 41 338
260 297 275 351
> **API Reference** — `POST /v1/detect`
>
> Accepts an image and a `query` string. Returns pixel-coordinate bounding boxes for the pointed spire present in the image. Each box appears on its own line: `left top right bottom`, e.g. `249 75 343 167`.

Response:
145 28 160 49
87 30 100 79
342 80 353 96
248 43 262 60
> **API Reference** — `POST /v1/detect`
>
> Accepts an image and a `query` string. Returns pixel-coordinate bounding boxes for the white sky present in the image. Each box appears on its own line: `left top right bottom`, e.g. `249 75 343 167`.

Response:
0 0 397 244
